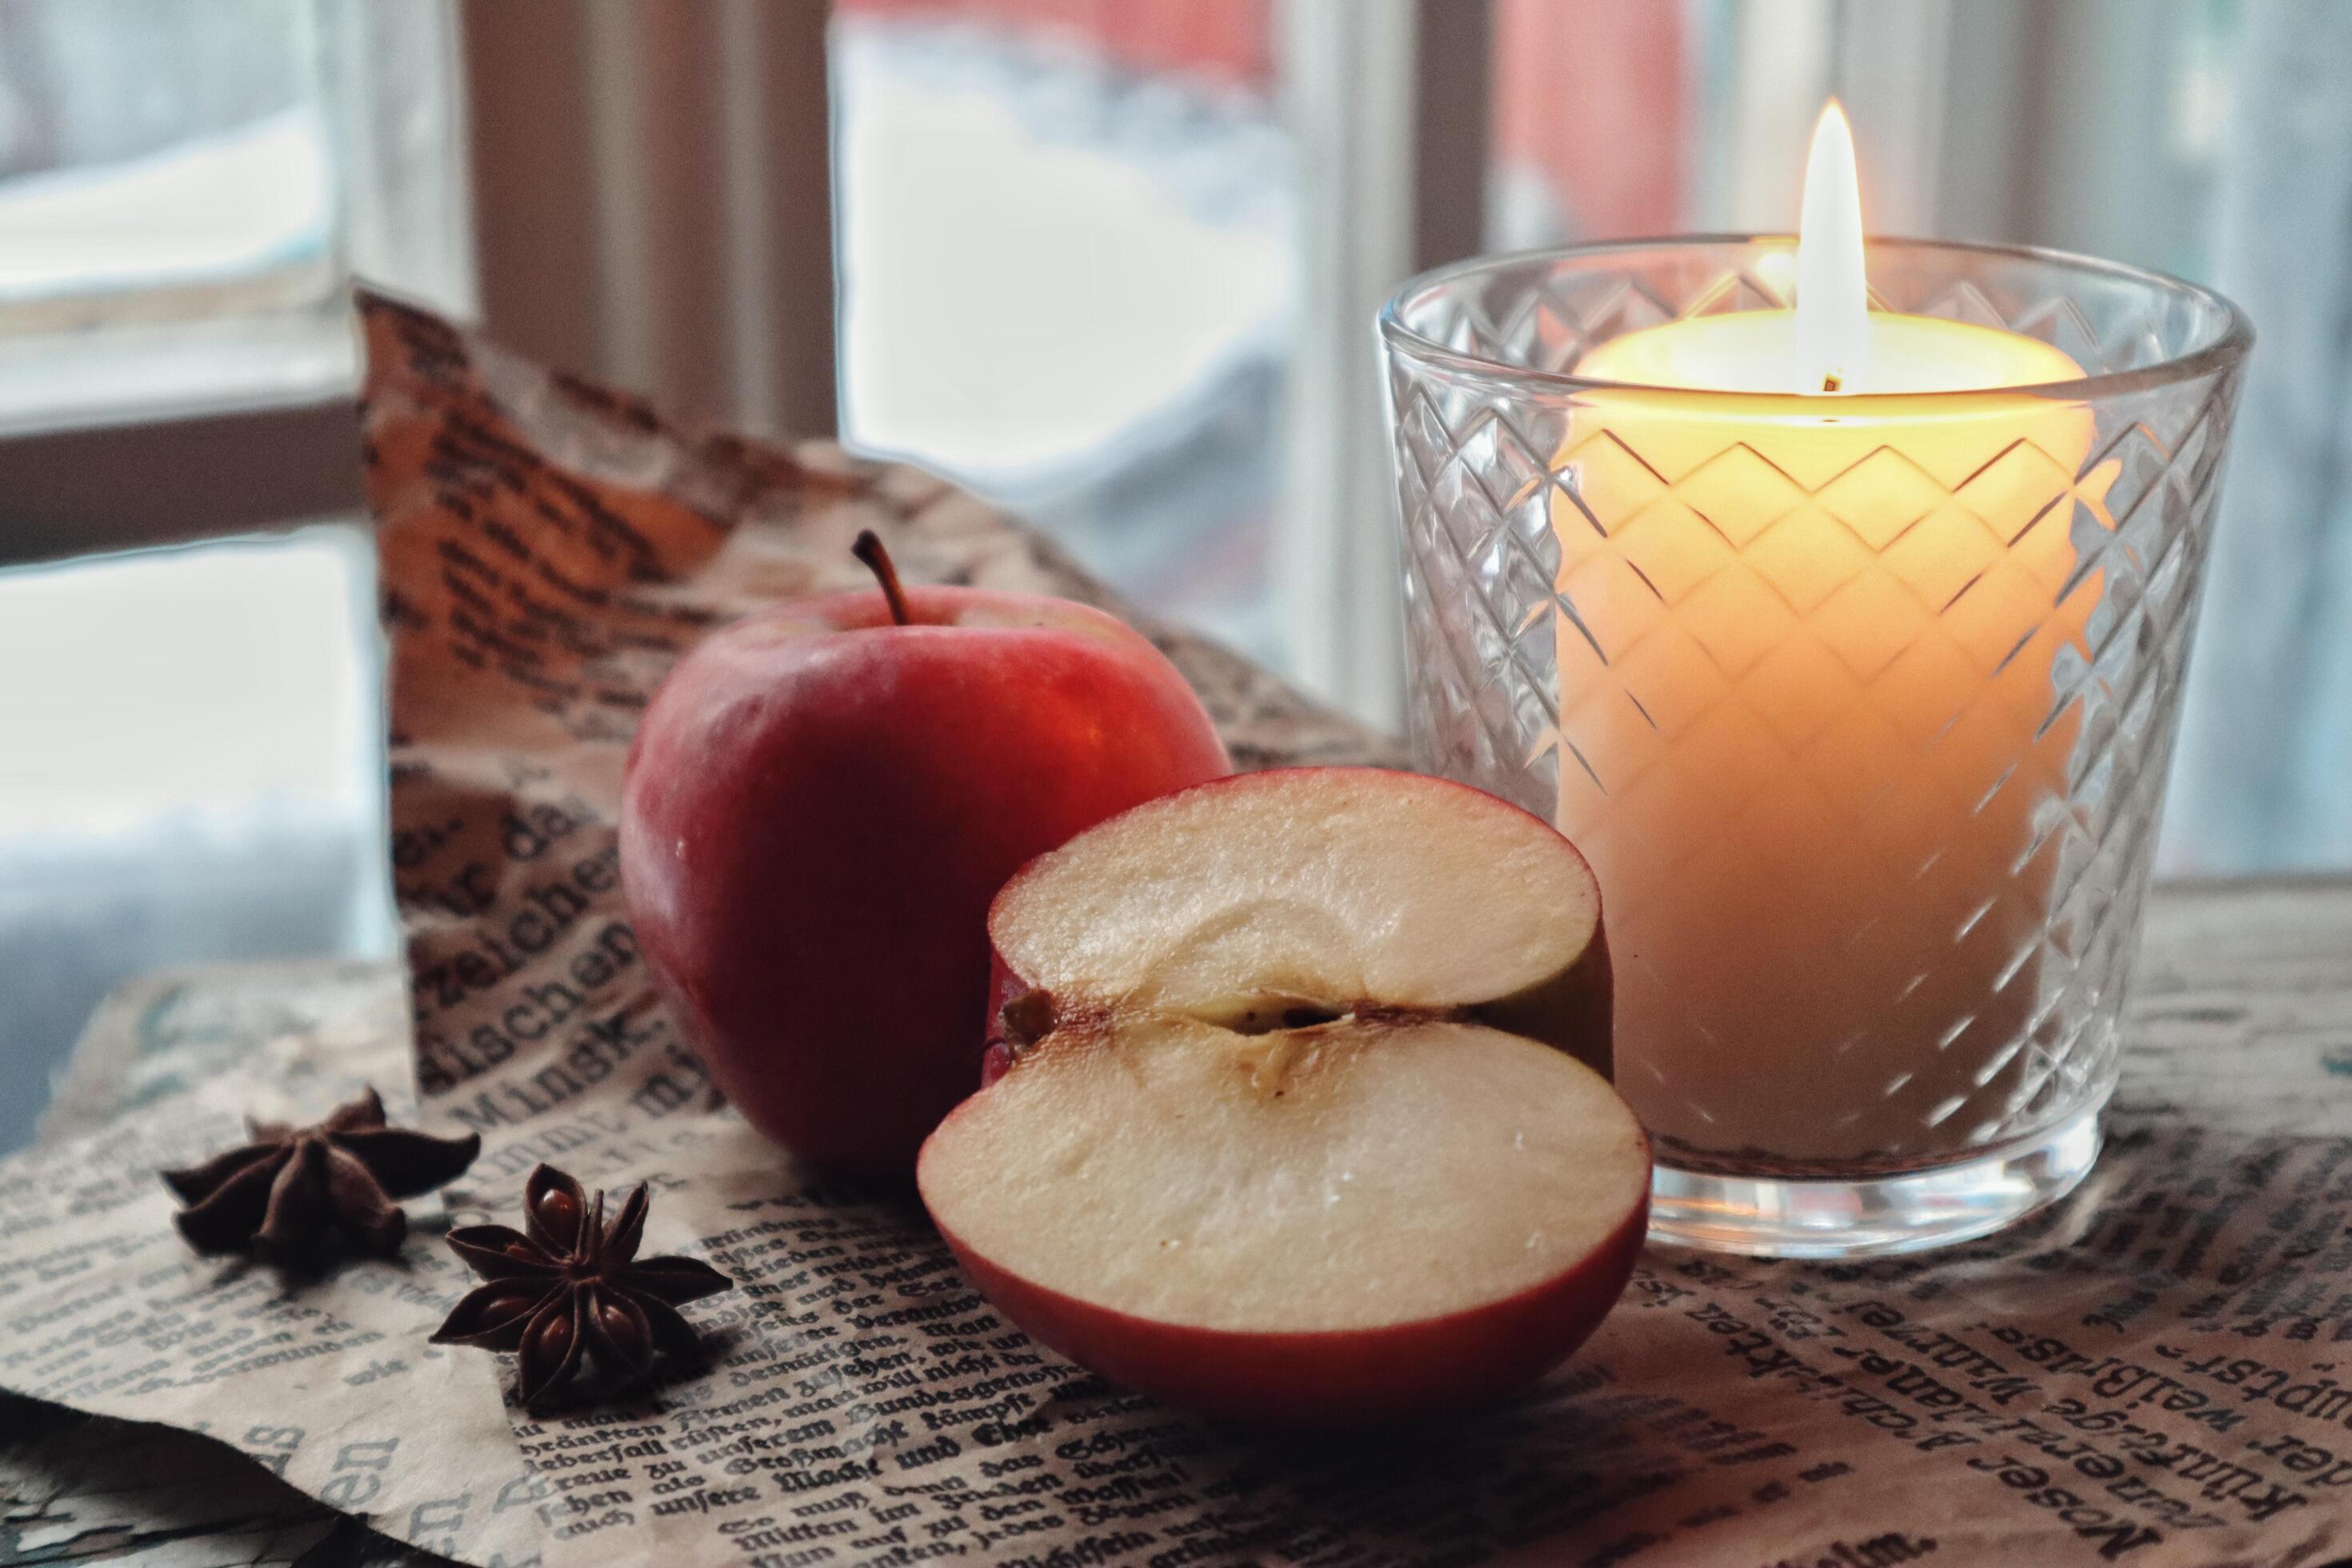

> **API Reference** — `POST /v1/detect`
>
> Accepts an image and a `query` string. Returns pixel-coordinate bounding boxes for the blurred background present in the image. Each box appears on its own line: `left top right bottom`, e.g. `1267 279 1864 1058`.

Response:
0 0 2338 1150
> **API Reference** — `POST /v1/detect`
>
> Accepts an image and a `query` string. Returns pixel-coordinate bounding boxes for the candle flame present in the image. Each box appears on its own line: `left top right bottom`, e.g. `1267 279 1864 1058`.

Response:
1794 100 1868 394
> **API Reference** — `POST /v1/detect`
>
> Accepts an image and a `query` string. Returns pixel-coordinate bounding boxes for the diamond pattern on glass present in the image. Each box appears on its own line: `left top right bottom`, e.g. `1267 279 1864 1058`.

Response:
1387 242 2243 1175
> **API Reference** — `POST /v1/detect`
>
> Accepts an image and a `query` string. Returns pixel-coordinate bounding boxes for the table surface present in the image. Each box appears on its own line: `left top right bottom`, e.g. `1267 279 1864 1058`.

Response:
5 875 2349 1565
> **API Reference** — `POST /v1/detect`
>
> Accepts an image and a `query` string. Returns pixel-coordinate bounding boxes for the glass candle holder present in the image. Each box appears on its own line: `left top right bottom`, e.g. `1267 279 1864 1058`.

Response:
1380 238 2250 1257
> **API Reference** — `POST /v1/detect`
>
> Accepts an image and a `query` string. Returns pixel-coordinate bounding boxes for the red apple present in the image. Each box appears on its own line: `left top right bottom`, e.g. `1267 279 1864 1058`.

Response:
918 767 1644 1424
621 533 1229 1175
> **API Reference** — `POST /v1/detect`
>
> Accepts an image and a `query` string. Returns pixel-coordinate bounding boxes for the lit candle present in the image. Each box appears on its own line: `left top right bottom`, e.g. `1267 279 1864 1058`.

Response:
1555 104 2111 1170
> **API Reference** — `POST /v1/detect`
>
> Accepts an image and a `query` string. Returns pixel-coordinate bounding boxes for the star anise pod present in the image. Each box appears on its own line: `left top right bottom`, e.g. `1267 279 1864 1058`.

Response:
432 1164 733 1409
161 1086 482 1262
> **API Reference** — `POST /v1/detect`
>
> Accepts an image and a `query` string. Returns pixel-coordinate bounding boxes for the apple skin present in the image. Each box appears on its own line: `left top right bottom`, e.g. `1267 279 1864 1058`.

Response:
621 584 1230 1176
980 766 1615 1085
928 1170 1649 1426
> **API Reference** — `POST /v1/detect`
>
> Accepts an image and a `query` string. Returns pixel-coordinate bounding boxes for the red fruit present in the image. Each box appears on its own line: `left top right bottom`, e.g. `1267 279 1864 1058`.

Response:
920 766 1644 1423
622 534 1229 1175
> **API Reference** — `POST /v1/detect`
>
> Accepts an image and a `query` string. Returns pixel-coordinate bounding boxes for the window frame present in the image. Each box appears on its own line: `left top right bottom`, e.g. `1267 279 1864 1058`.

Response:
1273 0 1490 728
0 0 470 568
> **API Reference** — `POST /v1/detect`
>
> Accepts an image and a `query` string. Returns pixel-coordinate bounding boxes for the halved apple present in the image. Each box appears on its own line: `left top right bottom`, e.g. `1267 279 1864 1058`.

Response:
917 768 1648 1424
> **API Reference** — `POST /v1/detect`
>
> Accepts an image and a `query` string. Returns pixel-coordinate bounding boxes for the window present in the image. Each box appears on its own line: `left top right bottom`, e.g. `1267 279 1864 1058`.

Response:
0 0 331 338
1488 0 2240 280
0 0 465 546
832 0 1290 665
0 523 386 1152
0 0 463 1151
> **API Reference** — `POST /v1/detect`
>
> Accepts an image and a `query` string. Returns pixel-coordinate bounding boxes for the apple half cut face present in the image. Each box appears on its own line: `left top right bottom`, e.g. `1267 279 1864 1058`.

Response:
917 767 1648 1424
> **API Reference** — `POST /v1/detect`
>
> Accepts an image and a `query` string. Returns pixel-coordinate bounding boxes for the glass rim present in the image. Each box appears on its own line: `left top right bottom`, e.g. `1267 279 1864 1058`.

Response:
1377 234 2255 405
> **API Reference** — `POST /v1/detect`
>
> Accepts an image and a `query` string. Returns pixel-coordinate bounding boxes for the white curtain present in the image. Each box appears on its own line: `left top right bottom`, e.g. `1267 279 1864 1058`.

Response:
2166 0 2352 874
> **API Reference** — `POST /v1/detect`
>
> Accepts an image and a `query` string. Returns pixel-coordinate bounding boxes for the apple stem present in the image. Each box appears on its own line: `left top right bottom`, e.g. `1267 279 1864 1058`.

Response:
852 530 914 626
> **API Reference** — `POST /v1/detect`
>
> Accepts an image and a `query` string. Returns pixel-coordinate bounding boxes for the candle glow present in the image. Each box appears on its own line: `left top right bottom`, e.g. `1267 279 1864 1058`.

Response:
1550 108 2112 1170
1794 100 1868 394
